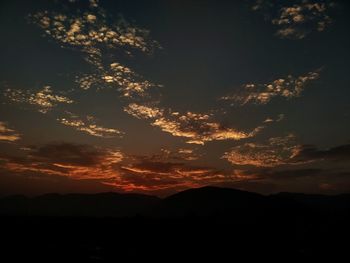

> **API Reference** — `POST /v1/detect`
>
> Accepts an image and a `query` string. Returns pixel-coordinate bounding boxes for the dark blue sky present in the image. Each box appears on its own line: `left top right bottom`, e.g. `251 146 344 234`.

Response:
0 0 349 196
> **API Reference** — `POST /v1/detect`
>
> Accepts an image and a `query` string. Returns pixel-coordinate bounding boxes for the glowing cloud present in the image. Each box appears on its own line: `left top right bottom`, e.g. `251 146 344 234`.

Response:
223 134 300 167
222 71 320 105
30 2 162 98
124 103 263 144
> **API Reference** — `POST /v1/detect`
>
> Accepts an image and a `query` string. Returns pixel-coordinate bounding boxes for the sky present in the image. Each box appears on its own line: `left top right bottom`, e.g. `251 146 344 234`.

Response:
0 0 350 196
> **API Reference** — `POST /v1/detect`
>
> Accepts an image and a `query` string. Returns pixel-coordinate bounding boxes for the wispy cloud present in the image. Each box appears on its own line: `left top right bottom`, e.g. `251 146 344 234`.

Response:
221 70 320 105
106 159 239 194
0 122 21 142
57 112 123 138
291 143 350 163
263 114 285 123
132 147 201 162
125 103 264 145
252 0 335 39
0 143 123 180
4 86 73 113
0 142 240 195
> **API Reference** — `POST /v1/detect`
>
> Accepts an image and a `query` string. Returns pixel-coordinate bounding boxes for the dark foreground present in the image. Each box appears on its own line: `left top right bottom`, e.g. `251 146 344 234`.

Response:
1 187 349 261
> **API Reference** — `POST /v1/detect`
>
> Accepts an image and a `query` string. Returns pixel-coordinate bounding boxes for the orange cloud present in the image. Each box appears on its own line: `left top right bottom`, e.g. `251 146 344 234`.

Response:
0 143 123 180
0 143 252 195
0 122 21 142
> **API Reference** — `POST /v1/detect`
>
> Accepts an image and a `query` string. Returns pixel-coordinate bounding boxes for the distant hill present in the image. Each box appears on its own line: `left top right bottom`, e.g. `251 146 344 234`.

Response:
1 186 350 261
0 186 349 218
0 192 161 217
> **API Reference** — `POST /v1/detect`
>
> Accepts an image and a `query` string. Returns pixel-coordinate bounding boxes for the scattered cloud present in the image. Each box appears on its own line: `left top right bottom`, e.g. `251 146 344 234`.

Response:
222 134 300 167
57 112 123 138
222 71 320 105
0 122 21 142
4 86 73 113
125 103 264 145
252 0 335 39
30 1 162 99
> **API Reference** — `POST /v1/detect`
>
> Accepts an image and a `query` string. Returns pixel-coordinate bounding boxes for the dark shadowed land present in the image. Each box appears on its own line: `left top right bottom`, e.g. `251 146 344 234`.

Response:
1 186 349 261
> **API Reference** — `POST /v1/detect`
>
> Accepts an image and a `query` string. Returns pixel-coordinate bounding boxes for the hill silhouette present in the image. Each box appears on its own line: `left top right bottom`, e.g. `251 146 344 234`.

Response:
1 186 349 218
0 192 160 217
1 186 349 261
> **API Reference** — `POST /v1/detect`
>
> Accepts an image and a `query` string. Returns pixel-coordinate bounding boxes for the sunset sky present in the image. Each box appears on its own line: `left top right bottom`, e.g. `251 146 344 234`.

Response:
1 0 349 196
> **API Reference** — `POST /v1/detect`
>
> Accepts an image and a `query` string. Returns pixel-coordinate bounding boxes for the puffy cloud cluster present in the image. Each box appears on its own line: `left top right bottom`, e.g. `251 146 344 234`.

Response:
222 134 300 167
30 7 159 54
57 112 123 138
222 71 319 105
125 103 263 144
252 0 335 39
75 61 162 98
30 1 162 98
4 86 73 113
0 122 21 142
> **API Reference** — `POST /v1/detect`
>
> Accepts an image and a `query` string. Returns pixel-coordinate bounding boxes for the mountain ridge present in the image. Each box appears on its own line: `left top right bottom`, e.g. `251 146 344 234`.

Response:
1 186 349 218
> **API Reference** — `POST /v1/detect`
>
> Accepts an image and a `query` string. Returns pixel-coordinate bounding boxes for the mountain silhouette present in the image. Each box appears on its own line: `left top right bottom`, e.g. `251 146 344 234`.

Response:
1 186 349 218
0 192 160 217
1 186 350 261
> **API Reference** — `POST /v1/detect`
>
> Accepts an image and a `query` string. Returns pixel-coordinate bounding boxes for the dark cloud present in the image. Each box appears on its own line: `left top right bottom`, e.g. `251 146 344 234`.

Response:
251 0 335 39
292 144 350 162
0 143 123 179
28 143 118 166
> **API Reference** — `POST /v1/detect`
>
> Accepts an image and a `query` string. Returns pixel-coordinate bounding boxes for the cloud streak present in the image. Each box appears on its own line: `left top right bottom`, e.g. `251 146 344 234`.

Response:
0 122 21 142
0 143 123 180
57 112 123 138
125 103 264 144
